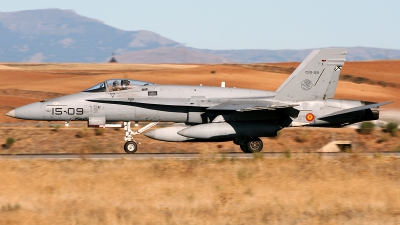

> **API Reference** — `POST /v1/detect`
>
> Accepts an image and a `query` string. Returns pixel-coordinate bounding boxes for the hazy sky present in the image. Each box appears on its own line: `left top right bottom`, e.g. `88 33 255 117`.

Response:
1 0 400 50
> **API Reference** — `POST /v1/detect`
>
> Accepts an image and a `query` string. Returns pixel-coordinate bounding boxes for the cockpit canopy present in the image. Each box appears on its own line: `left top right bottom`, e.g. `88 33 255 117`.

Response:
83 79 155 93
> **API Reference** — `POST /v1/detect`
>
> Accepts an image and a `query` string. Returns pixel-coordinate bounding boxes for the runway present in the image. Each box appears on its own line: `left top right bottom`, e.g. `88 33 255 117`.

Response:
1 152 399 160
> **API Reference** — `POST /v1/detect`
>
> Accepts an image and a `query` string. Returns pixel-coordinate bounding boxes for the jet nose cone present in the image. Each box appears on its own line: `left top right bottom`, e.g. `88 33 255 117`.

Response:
5 102 44 120
6 110 15 118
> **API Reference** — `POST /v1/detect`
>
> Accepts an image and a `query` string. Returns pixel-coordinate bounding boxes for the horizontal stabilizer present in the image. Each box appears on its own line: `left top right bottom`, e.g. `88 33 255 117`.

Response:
318 101 393 120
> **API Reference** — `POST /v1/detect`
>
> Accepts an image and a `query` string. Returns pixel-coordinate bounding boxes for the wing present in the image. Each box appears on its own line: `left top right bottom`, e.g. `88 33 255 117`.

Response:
88 98 300 120
207 100 300 118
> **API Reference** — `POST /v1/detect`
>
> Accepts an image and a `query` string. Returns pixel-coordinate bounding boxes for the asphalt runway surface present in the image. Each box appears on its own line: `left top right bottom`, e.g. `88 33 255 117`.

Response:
1 152 400 160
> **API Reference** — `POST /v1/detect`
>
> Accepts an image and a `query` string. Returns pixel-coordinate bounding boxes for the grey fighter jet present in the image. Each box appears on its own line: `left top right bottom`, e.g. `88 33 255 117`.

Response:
6 48 392 153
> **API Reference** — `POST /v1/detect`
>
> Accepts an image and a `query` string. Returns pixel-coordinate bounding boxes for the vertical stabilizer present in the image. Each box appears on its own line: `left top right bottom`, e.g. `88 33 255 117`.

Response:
274 48 347 101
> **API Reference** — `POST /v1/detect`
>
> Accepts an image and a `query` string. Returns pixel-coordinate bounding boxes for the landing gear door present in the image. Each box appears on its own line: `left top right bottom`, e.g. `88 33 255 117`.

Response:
88 104 106 126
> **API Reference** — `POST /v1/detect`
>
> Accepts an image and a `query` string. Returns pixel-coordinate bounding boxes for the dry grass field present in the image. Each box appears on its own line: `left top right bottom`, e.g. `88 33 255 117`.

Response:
1 156 400 224
1 127 400 154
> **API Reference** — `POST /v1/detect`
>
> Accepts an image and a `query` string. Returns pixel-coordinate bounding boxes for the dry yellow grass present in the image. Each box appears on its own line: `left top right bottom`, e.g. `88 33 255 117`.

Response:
1 156 400 224
1 127 400 154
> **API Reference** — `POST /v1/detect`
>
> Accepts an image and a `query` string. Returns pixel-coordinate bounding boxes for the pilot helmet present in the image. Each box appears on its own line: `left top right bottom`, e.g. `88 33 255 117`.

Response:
121 80 130 86
113 80 119 86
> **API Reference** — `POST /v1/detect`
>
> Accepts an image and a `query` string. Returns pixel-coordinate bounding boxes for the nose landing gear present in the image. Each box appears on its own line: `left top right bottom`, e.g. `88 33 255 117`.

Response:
123 121 158 154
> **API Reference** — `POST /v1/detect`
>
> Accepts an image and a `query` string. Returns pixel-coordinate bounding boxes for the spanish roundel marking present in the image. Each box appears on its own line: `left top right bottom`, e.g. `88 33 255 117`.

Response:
306 113 315 122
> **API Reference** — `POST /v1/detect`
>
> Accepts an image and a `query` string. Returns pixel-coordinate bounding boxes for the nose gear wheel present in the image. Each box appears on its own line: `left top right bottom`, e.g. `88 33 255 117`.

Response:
124 141 138 154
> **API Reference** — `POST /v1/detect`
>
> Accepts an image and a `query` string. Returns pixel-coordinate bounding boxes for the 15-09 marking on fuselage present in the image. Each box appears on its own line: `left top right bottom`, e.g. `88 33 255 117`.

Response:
51 108 84 115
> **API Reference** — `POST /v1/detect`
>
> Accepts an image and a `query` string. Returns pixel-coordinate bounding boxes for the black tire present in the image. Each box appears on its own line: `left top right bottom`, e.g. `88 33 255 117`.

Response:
240 144 251 153
124 141 138 154
246 137 263 153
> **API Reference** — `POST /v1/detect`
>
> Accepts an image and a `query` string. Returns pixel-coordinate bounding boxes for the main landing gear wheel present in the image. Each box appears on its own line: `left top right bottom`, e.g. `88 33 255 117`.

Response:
237 137 263 153
124 141 138 154
247 137 263 153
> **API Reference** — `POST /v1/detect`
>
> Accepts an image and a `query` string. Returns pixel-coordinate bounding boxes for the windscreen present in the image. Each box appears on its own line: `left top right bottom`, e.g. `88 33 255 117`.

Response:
83 82 106 92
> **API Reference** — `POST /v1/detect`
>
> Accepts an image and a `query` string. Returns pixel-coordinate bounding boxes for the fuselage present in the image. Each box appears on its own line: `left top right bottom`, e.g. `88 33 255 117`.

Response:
8 84 273 122
7 81 374 127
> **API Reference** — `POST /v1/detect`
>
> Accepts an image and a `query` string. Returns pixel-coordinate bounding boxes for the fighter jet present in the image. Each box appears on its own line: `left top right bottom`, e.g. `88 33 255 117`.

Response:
6 48 392 153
